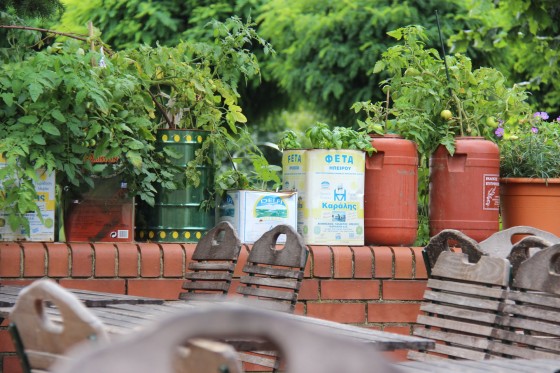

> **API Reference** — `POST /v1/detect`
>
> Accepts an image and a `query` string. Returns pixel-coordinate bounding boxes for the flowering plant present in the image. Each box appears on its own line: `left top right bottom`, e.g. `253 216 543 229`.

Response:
498 111 560 179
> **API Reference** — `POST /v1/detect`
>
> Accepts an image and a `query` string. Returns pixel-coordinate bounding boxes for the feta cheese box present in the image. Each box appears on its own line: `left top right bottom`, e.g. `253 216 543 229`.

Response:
282 149 365 245
0 155 56 241
218 190 297 244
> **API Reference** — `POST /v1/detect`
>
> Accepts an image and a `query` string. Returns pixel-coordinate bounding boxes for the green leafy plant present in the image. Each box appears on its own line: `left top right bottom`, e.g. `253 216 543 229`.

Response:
278 122 375 155
374 25 531 156
130 17 277 197
0 39 178 232
0 16 277 234
499 111 560 179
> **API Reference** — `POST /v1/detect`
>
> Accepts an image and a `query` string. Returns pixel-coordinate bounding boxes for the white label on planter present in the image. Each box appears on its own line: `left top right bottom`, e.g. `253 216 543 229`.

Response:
483 174 500 210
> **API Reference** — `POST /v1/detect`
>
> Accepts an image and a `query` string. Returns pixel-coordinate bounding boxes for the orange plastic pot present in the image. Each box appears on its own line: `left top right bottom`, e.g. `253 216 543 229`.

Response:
429 137 500 241
364 135 418 246
500 177 560 237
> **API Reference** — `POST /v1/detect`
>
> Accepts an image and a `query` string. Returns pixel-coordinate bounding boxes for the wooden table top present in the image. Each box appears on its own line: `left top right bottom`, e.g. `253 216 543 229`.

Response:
0 288 434 352
0 285 164 307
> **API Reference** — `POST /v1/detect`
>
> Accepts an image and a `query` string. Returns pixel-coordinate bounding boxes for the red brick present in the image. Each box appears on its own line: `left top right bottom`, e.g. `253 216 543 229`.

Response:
93 243 117 277
3 355 24 373
353 246 374 278
411 247 428 279
138 243 161 278
393 247 414 279
372 246 393 278
383 349 408 363
22 242 46 277
384 325 412 335
307 303 366 323
0 279 34 287
321 280 380 300
332 246 353 279
294 302 305 315
69 243 93 277
303 247 312 278
127 279 184 300
298 279 319 300
0 243 21 277
182 243 196 272
162 244 185 278
115 243 139 277
383 280 427 301
309 246 332 278
45 243 70 277
59 279 125 295
367 303 420 323
233 245 250 278
0 329 15 352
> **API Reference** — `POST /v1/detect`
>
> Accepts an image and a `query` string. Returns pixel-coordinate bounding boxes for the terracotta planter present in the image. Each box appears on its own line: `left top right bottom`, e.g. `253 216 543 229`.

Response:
364 135 418 246
500 177 560 237
429 137 500 242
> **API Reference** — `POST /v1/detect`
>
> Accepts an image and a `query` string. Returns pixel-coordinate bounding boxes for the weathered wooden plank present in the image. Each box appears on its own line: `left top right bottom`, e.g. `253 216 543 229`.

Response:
239 276 299 290
507 290 560 309
237 286 298 302
430 252 511 286
513 244 560 294
490 328 560 352
422 290 503 311
413 326 492 351
241 264 304 279
427 278 507 299
185 271 232 280
416 315 495 337
420 302 499 324
501 302 560 324
181 282 230 291
187 262 236 271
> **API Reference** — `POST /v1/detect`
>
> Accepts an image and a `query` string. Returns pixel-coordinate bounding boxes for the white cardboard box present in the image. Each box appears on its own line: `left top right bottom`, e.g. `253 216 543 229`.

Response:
282 149 365 245
218 190 298 244
0 156 56 241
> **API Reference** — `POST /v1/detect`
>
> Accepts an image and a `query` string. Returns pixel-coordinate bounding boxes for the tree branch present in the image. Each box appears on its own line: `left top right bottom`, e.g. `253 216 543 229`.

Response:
0 25 87 42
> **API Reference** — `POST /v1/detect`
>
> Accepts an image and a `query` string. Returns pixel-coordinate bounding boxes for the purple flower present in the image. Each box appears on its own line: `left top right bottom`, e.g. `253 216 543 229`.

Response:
495 127 504 138
534 111 549 120
557 116 560 123
531 127 538 134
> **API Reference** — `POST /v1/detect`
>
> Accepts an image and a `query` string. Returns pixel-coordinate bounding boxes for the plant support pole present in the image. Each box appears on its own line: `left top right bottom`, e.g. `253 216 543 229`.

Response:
435 10 451 85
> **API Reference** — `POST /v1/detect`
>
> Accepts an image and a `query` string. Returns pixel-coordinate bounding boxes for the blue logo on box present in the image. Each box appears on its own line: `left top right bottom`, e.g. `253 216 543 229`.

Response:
255 196 288 218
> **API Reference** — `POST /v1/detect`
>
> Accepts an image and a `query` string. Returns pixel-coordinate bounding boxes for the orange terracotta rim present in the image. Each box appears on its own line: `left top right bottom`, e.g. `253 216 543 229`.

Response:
500 177 560 184
369 134 403 139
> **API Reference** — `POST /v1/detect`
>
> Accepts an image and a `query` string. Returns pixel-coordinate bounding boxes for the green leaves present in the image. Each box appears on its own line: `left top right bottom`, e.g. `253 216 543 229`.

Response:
41 122 61 136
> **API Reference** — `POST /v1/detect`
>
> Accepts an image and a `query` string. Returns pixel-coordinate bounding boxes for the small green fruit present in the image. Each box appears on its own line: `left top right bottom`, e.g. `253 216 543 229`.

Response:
440 110 453 120
404 68 420 77
486 116 498 128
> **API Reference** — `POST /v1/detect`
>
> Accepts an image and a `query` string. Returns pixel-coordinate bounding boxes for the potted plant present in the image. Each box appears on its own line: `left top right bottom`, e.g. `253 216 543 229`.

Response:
278 123 374 245
111 17 275 243
0 35 178 241
0 17 272 243
498 111 560 236
351 100 419 246
374 25 530 241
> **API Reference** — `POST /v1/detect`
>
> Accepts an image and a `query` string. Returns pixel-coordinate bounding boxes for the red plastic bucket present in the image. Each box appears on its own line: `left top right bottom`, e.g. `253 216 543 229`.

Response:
429 137 500 242
364 135 418 246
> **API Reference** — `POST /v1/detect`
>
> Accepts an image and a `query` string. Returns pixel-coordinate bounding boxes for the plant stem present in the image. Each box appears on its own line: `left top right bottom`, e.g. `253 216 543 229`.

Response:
0 25 88 42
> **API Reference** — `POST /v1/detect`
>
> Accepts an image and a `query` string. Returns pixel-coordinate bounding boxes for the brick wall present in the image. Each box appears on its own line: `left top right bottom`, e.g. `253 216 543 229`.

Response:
0 242 428 372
